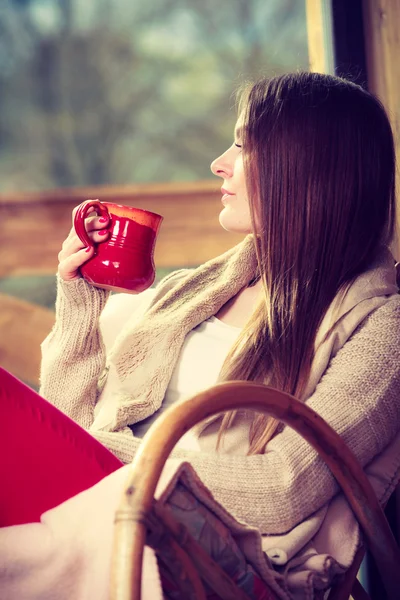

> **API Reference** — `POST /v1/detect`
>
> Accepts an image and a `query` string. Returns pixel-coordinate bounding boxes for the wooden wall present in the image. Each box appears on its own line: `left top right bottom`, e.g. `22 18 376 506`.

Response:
0 181 244 277
363 0 400 259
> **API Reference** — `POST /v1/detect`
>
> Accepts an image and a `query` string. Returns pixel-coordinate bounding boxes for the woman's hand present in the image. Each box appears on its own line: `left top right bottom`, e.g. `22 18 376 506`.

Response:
58 203 110 281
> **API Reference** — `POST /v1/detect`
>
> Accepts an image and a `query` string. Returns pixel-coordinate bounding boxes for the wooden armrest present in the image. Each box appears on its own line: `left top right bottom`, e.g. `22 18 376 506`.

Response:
110 381 400 600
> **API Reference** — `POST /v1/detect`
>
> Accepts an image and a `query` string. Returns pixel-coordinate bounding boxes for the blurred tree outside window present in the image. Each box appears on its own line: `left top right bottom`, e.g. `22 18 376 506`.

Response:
0 0 308 389
0 0 308 191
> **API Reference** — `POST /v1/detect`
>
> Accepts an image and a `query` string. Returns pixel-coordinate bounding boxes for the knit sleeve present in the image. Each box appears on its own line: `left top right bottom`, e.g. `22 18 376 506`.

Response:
39 276 110 429
168 298 400 534
39 276 161 430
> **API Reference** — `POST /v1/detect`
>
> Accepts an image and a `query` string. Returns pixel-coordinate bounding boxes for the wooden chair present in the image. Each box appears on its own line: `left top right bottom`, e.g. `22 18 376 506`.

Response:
110 382 400 600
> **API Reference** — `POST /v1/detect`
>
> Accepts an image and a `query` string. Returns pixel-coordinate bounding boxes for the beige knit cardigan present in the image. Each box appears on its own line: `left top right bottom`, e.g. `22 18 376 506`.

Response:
40 237 400 591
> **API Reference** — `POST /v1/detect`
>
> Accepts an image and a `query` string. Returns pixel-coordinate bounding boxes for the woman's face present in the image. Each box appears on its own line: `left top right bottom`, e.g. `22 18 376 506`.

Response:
210 118 253 234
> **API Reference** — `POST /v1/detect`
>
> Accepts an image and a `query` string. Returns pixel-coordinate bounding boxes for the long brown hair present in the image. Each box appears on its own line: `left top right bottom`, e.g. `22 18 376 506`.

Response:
217 72 396 454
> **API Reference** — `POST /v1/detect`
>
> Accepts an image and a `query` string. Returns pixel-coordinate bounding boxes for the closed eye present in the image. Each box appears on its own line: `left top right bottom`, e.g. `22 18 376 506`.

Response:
234 143 242 148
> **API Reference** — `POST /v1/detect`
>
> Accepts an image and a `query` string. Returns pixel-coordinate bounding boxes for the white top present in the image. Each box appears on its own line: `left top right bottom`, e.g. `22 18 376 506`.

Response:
133 316 241 438
92 304 241 438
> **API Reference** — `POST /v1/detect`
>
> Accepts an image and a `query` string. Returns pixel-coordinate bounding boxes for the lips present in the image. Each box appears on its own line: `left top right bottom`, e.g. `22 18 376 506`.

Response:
221 187 235 205
221 187 234 196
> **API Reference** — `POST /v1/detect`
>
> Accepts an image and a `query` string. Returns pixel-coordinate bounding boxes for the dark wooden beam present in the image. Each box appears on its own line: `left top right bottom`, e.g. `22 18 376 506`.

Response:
331 0 368 87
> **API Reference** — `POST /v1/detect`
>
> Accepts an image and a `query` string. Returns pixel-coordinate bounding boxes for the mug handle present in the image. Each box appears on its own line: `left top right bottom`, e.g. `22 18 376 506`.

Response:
73 200 110 248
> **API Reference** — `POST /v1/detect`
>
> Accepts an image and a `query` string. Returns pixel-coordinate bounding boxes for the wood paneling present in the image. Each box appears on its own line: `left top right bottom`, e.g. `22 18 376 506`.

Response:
363 0 400 259
0 181 244 277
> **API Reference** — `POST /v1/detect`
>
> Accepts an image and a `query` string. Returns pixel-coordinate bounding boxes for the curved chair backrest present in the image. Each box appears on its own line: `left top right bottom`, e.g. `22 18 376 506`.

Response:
110 381 400 600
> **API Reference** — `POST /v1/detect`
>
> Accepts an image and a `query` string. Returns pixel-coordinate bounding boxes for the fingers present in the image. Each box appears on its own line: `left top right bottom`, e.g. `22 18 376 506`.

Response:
84 214 110 235
58 229 85 262
58 246 95 281
71 200 110 235
64 207 110 251
58 202 111 281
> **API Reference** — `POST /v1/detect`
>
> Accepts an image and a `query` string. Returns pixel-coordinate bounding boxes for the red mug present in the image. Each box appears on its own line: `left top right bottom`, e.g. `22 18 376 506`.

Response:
74 200 163 294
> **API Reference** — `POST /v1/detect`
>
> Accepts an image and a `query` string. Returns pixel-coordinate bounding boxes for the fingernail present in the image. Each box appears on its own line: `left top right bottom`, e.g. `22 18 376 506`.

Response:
99 216 108 223
85 246 92 252
98 229 108 236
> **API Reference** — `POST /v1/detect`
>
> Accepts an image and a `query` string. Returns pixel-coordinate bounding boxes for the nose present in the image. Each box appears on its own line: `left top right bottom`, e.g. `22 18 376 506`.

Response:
210 148 233 179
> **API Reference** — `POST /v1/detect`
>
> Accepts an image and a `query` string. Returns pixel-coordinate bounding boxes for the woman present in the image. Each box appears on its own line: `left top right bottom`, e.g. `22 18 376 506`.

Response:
2 72 400 598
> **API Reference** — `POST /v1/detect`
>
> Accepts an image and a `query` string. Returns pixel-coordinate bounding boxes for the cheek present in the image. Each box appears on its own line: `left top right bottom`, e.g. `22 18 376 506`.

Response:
235 168 251 210
235 157 246 188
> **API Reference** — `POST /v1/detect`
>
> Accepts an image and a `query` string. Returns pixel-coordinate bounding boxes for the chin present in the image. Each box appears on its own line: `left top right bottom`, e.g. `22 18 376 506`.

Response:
218 210 252 234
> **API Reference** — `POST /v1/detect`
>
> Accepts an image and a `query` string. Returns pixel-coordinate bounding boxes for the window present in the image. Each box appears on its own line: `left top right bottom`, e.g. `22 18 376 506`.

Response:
0 0 308 191
0 0 309 389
